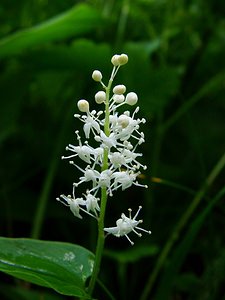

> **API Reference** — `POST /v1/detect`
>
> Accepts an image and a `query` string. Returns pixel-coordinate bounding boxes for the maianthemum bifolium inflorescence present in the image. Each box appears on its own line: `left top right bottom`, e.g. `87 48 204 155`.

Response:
57 53 151 245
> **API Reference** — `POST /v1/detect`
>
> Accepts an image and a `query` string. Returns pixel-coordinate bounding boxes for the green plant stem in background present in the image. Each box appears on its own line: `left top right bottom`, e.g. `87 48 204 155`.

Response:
31 158 58 239
151 177 196 196
87 79 113 296
31 131 62 239
151 112 164 177
140 150 225 300
31 100 74 239
96 278 116 300
115 0 130 48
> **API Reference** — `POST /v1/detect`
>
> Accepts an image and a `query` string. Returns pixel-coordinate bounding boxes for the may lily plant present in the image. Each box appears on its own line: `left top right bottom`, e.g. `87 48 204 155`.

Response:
57 53 151 297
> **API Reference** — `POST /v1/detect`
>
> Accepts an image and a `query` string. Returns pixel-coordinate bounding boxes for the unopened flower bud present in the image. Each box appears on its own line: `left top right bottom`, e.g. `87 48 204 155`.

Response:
111 54 120 66
125 92 138 106
77 99 89 112
113 85 126 95
92 70 102 82
95 91 106 104
118 54 128 65
113 94 125 103
118 114 130 128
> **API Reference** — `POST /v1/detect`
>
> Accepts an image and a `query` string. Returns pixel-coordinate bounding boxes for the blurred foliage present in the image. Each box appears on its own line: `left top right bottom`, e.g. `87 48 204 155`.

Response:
0 0 225 299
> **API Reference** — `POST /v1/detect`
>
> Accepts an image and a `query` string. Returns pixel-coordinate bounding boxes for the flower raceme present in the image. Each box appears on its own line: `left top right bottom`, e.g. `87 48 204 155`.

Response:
57 53 151 244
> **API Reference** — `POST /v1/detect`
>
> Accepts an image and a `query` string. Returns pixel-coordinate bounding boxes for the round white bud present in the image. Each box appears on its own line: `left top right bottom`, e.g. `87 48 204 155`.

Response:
111 54 120 66
125 92 138 105
77 99 89 112
118 54 128 65
113 84 126 95
92 70 102 82
118 114 130 128
95 91 106 104
113 94 125 103
123 110 130 116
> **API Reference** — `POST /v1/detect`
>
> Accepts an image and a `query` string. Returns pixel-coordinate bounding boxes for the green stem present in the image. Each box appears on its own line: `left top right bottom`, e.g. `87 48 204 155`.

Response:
88 186 107 296
151 177 196 196
140 150 225 300
87 79 113 296
151 112 164 177
31 158 57 239
31 98 74 239
115 0 130 48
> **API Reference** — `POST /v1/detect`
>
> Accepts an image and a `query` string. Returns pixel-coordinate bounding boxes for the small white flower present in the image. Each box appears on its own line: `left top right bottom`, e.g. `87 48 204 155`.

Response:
122 148 147 170
104 206 151 245
62 131 94 163
56 194 85 219
113 108 146 142
109 152 127 169
92 147 104 164
63 144 92 164
111 170 137 191
98 170 112 188
75 111 101 139
85 192 100 215
70 163 100 187
95 131 117 149
87 169 113 196
111 170 148 192
57 185 100 219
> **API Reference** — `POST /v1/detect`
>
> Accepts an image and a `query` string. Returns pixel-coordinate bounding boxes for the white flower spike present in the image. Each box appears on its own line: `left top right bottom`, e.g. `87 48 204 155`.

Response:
57 53 151 245
104 206 151 245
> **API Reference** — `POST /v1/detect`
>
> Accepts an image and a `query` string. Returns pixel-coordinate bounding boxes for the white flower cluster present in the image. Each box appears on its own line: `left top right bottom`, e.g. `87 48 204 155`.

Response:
57 54 151 244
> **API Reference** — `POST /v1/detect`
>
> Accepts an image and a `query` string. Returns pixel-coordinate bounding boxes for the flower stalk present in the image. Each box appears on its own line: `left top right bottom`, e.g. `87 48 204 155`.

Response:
87 76 112 295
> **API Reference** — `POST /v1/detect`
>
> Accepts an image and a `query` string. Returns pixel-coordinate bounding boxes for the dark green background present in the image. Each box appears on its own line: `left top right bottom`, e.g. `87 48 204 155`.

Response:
0 0 225 299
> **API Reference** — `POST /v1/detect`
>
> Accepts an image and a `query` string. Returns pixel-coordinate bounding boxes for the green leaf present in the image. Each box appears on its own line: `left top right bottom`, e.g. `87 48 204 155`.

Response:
22 39 111 71
0 238 94 298
0 4 102 58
